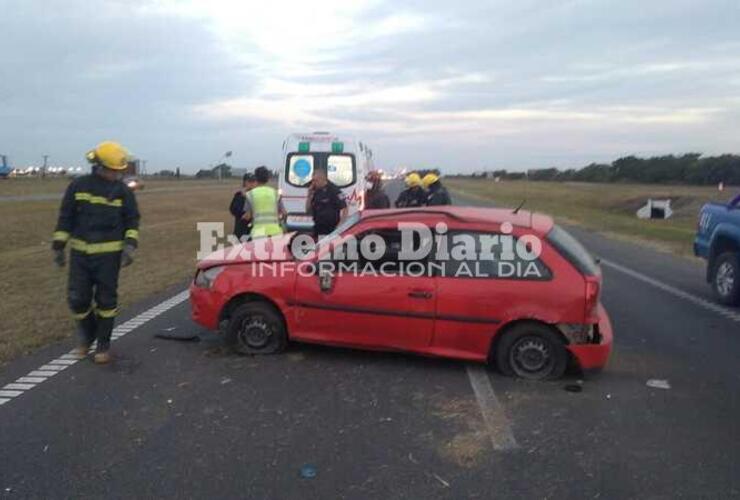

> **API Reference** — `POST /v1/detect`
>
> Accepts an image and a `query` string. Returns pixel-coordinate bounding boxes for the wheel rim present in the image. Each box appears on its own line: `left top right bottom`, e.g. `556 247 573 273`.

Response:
715 262 736 297
509 335 554 378
238 316 273 349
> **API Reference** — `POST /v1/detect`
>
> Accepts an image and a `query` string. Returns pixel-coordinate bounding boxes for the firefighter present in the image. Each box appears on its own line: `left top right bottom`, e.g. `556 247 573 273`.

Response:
52 141 140 364
242 166 286 238
364 170 390 209
229 172 257 241
395 172 427 208
306 167 347 238
423 172 451 206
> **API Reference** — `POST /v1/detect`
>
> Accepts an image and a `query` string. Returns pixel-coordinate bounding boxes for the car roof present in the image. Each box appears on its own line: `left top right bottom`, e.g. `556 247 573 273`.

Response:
359 206 554 235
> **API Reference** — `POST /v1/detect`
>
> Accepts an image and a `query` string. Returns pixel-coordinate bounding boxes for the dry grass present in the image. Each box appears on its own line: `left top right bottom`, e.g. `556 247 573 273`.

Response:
446 178 734 256
0 179 241 363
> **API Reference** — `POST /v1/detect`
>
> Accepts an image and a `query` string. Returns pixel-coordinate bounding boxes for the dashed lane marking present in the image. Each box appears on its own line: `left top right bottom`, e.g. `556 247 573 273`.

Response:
466 364 518 451
601 259 740 323
0 290 189 408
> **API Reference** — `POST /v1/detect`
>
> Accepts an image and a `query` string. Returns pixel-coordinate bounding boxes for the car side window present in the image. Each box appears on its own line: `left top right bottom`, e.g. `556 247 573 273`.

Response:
334 228 429 276
438 231 552 280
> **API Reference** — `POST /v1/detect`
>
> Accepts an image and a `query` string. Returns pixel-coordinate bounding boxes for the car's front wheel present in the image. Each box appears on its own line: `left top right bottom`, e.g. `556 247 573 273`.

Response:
495 323 568 380
711 252 740 306
225 302 287 355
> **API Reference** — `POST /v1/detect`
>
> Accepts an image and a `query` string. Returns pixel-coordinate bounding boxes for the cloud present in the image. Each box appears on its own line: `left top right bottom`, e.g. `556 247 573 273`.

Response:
1 0 739 171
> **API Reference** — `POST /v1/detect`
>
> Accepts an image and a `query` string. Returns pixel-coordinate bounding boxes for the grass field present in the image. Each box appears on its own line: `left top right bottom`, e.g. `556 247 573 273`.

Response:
0 178 240 363
446 178 734 256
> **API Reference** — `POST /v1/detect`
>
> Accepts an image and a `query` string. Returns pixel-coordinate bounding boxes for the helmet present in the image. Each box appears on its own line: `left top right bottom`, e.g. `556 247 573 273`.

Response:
86 141 130 171
422 173 439 188
405 172 422 187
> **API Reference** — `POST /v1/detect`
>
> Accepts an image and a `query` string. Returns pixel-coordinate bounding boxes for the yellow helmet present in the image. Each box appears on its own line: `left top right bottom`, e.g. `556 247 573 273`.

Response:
405 172 422 187
86 141 131 171
422 173 439 188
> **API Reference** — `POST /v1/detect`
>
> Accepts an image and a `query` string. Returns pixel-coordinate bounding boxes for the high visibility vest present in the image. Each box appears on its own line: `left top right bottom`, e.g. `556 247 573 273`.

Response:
247 185 283 238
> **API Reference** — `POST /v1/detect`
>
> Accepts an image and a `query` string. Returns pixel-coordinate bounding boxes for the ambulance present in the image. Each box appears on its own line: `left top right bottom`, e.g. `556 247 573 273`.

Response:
279 132 374 232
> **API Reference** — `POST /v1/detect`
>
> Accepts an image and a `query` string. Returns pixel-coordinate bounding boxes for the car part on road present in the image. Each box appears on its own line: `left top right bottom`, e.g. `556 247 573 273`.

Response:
711 252 739 306
299 464 317 479
154 331 201 341
495 322 568 380
225 302 287 355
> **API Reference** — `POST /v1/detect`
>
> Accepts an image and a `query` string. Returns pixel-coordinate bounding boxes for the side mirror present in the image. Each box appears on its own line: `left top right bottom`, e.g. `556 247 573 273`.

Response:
318 267 334 292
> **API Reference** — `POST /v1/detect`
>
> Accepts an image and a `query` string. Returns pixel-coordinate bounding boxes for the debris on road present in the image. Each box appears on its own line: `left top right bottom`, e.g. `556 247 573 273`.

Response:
564 384 583 393
646 379 671 390
220 378 232 385
299 464 317 479
154 329 200 341
432 473 450 488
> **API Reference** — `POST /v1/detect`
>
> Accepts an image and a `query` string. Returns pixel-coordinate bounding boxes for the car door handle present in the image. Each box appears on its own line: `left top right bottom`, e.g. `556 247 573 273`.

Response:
408 290 433 299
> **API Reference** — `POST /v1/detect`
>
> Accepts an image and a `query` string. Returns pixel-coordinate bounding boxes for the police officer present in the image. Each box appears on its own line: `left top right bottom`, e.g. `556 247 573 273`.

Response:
423 172 451 206
395 172 427 208
52 141 140 364
242 166 286 238
364 170 390 209
306 168 347 238
229 172 257 241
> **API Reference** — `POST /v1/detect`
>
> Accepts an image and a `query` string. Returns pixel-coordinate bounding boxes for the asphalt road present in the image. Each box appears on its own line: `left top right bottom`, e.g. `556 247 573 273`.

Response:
1 181 739 499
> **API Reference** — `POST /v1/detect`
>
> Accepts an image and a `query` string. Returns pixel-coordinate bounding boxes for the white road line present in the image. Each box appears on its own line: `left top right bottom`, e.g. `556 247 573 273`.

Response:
466 365 518 451
601 259 740 323
4 383 36 390
0 289 190 409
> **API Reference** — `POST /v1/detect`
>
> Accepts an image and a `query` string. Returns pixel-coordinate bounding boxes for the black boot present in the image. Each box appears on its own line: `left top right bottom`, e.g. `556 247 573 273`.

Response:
94 316 114 364
73 313 97 356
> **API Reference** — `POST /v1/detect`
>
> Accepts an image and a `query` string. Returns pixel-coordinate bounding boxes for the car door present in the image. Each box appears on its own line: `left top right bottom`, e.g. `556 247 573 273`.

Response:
292 227 436 350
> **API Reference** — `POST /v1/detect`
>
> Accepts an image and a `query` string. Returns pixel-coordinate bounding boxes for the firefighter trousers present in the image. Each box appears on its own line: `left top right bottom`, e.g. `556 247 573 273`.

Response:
67 250 121 352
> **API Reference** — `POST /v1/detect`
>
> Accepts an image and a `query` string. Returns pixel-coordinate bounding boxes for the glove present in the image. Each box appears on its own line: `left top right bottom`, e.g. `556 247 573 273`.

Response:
53 249 66 268
121 245 136 268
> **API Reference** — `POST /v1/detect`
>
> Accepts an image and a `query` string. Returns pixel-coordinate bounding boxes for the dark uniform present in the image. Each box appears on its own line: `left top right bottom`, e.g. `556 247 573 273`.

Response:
52 173 140 352
366 187 390 209
309 181 347 237
426 181 451 206
395 186 427 208
229 190 251 240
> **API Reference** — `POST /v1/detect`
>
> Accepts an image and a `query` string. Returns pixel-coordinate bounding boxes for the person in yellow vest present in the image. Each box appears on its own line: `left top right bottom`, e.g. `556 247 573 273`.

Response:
242 166 286 238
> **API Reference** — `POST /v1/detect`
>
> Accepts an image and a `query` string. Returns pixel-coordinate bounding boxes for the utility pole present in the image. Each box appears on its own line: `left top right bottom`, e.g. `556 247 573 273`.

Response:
42 155 49 179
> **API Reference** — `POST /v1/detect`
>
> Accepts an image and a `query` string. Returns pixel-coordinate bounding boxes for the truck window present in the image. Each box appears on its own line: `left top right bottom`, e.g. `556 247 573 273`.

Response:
287 155 314 186
327 155 354 187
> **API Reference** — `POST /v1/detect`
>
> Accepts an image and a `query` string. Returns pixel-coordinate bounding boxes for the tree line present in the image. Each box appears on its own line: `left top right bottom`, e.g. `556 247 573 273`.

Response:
463 154 740 185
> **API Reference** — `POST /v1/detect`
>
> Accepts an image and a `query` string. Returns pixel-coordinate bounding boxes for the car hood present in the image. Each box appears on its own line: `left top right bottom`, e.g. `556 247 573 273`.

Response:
196 233 296 269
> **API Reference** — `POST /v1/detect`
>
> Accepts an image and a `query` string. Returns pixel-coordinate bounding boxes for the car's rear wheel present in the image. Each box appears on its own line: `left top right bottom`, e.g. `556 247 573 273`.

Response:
225 302 287 355
495 323 568 380
711 252 740 306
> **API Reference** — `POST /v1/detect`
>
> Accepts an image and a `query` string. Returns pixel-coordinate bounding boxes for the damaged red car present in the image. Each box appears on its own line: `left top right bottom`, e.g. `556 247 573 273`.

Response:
190 207 612 380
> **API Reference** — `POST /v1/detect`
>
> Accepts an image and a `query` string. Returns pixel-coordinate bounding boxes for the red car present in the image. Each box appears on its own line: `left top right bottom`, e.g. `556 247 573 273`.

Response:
190 207 612 379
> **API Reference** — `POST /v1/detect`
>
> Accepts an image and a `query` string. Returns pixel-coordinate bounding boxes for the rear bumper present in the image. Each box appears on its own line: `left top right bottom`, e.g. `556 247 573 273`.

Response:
189 282 221 330
566 304 613 372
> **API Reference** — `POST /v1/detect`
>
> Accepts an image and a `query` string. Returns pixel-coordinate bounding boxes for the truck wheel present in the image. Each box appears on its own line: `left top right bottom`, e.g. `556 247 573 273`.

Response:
225 302 287 355
495 323 568 380
712 252 740 306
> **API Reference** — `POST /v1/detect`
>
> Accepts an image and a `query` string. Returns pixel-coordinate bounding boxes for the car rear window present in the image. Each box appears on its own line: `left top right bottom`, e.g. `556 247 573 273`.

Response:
546 225 600 276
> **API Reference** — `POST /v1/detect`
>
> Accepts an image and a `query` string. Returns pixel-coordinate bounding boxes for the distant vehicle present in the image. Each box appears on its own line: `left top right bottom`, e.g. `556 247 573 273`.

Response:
695 199 740 305
0 155 10 179
279 132 374 232
190 206 613 380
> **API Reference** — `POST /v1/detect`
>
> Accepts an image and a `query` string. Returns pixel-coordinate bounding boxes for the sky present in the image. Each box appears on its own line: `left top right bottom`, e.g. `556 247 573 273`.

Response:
1 0 739 173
